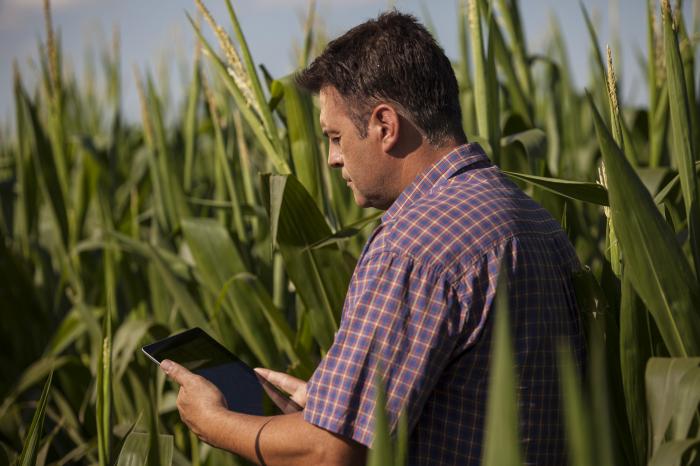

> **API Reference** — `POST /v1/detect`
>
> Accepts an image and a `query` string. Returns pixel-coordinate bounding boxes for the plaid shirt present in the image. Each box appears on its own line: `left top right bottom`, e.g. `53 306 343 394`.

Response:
303 143 585 465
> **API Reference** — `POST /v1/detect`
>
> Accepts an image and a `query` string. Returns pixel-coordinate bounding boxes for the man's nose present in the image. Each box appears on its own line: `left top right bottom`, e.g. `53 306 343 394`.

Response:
327 147 343 168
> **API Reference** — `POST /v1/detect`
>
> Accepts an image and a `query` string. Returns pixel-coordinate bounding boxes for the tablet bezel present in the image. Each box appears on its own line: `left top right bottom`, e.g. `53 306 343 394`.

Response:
142 327 302 414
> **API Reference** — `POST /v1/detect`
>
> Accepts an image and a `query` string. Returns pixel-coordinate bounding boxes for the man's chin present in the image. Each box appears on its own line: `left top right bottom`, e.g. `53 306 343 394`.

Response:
353 194 390 211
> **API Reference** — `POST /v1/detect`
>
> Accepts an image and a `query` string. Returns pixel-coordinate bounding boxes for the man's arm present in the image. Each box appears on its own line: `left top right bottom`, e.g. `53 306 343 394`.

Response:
161 360 366 466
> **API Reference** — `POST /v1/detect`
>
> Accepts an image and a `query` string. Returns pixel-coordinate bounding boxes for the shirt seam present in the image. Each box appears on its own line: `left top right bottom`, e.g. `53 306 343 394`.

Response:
362 230 573 289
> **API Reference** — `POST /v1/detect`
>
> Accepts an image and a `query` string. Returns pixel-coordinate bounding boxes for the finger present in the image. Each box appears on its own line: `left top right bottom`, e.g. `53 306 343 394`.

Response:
161 360 193 385
254 367 305 395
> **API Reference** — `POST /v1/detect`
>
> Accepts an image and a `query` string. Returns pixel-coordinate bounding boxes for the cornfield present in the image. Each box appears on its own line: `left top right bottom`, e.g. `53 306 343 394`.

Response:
1 0 699 464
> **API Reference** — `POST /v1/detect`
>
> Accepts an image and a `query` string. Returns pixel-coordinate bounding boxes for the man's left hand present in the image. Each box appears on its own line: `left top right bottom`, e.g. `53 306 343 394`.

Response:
160 359 228 446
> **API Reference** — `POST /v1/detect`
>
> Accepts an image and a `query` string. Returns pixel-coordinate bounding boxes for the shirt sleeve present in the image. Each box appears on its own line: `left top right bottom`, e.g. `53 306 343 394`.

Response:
302 250 462 447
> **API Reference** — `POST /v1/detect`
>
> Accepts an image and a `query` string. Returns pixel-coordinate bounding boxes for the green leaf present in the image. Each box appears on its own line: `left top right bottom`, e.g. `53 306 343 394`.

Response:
491 17 531 126
276 75 323 207
580 2 606 87
588 91 700 357
673 367 700 440
502 170 609 206
481 260 523 466
183 59 200 193
17 369 53 466
96 259 113 466
181 218 280 367
662 0 700 282
15 79 69 247
366 374 392 466
619 274 652 466
648 438 700 466
224 0 284 155
559 343 594 466
204 77 246 240
264 174 353 350
307 212 382 250
587 320 618 466
116 431 173 466
645 357 700 455
46 307 87 356
654 162 700 205
147 245 211 332
485 14 501 163
496 0 532 96
394 409 408 466
469 0 488 142
186 13 290 174
501 128 546 173
217 272 314 377
112 317 154 380
0 356 68 420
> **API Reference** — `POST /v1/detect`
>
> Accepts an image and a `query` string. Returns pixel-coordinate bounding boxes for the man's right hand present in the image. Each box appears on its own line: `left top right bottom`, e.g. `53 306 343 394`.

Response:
254 368 308 408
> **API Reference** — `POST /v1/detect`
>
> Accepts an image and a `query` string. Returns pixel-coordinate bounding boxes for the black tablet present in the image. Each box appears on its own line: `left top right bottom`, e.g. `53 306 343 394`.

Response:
142 327 302 415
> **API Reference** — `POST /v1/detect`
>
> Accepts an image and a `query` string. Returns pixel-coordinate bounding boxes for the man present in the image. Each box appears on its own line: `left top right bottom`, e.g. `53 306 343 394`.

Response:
162 11 585 466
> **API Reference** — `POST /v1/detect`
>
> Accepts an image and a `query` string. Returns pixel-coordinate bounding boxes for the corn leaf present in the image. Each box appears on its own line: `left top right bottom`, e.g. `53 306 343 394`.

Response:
672 367 700 440
649 438 700 466
491 16 531 126
116 431 173 466
394 409 408 466
481 260 523 466
147 244 211 332
17 369 53 466
588 91 700 357
96 251 114 466
275 75 323 208
183 60 200 193
16 80 69 247
662 0 700 282
181 218 280 367
496 0 532 95
307 211 382 250
366 374 392 466
485 15 501 163
469 0 488 142
559 342 594 466
224 0 283 155
186 13 290 174
502 170 609 206
619 274 651 466
263 174 352 350
217 272 314 377
645 357 700 455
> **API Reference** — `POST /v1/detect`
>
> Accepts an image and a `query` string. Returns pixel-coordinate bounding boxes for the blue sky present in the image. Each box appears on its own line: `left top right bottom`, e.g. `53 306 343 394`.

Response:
0 0 696 126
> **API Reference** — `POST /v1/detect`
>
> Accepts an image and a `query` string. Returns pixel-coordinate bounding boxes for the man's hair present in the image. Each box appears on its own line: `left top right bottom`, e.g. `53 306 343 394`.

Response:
296 11 464 146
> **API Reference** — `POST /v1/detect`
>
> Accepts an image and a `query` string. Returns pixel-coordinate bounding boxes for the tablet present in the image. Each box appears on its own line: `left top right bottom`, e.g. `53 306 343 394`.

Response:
142 327 302 415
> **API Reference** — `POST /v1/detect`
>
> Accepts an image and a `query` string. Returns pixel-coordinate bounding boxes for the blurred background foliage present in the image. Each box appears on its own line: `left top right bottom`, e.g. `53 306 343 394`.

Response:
1 0 700 464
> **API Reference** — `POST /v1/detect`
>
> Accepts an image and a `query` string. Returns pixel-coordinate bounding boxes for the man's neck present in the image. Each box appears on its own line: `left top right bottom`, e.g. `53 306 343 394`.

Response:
397 138 466 194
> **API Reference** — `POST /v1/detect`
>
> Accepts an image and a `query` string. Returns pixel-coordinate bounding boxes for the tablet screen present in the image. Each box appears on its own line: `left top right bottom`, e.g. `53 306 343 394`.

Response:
142 327 301 415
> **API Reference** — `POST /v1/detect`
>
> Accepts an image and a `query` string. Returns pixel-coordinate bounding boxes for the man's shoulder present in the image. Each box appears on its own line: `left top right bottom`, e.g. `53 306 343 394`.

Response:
372 166 566 275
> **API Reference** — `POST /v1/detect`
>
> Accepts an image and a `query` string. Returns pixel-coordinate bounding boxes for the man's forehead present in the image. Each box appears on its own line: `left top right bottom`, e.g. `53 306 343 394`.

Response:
318 86 337 128
318 86 348 126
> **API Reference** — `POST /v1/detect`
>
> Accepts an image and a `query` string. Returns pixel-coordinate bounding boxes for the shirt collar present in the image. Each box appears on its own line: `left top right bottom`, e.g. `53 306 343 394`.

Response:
381 143 491 223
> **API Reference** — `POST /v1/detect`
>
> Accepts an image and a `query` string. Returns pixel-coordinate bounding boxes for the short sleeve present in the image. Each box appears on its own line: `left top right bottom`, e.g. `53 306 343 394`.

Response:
302 251 461 447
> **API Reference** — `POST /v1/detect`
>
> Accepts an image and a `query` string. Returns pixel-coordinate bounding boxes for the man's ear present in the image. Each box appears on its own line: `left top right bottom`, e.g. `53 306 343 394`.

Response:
369 104 400 152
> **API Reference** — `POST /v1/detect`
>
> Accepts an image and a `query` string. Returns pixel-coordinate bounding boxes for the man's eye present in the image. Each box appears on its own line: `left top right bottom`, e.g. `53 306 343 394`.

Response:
331 137 341 145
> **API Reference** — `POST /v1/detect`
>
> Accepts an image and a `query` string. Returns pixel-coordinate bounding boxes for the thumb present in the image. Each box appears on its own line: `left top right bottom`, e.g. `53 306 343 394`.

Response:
254 367 306 395
160 359 192 385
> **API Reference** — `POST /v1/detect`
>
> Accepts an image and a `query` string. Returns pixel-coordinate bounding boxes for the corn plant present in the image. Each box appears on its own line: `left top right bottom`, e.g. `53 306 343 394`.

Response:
1 0 699 465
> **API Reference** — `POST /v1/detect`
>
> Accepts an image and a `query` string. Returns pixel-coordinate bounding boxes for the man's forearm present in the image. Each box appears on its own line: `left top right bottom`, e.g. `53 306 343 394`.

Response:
206 410 365 466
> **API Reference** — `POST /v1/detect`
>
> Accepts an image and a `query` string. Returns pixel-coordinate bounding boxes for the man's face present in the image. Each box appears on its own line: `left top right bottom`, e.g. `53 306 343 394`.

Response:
319 86 397 209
